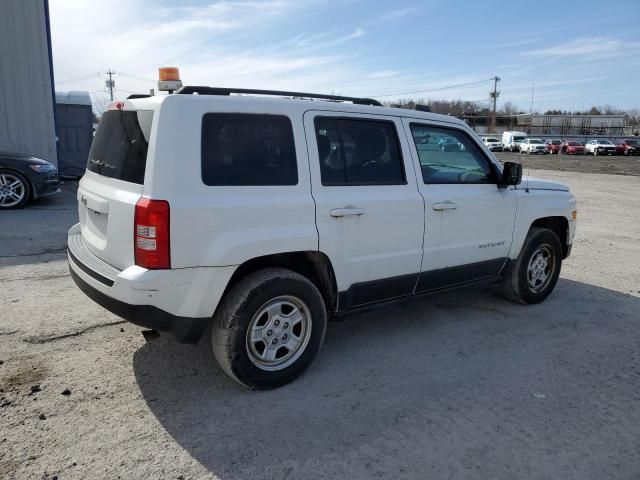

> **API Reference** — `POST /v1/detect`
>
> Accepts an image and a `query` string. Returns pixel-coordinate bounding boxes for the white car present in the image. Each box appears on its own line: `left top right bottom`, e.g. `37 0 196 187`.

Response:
68 87 577 389
584 139 616 155
519 138 547 154
481 137 503 152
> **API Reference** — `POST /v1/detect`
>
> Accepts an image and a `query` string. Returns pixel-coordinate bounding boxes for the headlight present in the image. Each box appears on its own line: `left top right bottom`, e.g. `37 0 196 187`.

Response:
29 164 56 173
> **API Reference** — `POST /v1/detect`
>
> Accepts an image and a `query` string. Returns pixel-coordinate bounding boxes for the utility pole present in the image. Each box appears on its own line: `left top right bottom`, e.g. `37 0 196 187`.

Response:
530 82 535 114
490 76 500 133
105 69 115 101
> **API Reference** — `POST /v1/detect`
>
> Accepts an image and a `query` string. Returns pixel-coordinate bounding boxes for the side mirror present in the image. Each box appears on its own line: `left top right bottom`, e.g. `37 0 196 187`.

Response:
500 161 522 187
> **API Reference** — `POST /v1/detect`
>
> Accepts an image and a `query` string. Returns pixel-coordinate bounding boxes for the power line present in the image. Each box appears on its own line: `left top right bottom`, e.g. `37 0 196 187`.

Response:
117 71 156 84
370 78 494 98
56 72 102 85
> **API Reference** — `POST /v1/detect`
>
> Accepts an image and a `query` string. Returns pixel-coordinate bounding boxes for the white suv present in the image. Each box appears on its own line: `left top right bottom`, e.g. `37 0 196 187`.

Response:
68 87 577 389
519 138 548 154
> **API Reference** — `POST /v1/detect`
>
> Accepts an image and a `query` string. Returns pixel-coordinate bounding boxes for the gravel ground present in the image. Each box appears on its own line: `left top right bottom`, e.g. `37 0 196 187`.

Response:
1 170 639 479
495 151 640 176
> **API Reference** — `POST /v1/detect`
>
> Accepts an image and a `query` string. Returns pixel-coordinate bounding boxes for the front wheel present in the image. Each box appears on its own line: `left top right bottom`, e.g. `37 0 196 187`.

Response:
502 227 563 304
0 169 30 209
211 268 327 389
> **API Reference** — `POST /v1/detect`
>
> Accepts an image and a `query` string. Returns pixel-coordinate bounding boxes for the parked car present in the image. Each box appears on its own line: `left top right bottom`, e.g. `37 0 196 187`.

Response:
438 136 465 152
544 139 562 154
502 131 528 152
481 137 503 152
67 88 577 389
561 141 585 155
584 139 616 155
0 151 60 209
519 138 547 154
615 139 639 155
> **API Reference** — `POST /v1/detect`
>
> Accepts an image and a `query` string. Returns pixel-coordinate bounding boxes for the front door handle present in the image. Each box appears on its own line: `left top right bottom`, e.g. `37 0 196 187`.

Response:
330 206 366 217
432 201 458 211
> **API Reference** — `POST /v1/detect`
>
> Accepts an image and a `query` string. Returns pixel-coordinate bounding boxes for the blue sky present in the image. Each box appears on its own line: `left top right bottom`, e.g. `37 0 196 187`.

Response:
51 0 640 112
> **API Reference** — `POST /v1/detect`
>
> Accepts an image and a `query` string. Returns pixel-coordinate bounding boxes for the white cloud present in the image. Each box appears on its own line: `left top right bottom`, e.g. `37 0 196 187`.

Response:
366 70 399 79
524 37 640 57
374 6 421 23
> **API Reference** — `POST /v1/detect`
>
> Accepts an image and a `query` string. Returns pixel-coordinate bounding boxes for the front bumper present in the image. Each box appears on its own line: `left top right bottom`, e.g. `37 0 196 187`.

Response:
31 172 61 199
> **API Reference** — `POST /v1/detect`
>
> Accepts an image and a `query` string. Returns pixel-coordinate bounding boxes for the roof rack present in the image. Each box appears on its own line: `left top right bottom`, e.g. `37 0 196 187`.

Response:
174 86 383 107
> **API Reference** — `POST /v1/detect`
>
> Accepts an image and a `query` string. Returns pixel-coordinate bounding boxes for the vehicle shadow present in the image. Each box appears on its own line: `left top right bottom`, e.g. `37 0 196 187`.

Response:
132 279 640 479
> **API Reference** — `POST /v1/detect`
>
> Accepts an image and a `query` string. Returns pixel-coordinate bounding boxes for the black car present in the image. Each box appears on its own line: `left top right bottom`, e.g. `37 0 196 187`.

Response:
0 151 60 209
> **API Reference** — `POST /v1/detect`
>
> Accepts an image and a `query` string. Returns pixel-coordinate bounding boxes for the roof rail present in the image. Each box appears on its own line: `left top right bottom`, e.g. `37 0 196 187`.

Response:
174 86 383 106
126 94 151 99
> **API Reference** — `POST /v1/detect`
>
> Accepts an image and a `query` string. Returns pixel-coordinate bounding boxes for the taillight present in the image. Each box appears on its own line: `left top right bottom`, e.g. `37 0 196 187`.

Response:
134 198 170 269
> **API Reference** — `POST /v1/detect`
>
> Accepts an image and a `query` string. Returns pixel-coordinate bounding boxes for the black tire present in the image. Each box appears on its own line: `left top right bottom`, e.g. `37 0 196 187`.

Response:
594 147 599 156
211 268 327 389
0 169 30 209
502 227 563 305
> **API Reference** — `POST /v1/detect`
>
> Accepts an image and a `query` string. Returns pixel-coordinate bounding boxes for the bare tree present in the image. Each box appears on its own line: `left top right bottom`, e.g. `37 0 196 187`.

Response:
501 100 519 115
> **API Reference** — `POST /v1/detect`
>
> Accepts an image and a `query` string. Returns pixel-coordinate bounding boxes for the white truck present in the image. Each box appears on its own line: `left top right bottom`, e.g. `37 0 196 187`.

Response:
502 131 528 152
68 87 577 389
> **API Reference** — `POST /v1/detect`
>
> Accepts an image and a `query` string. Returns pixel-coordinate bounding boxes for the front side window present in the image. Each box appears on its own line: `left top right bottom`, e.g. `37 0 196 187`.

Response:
409 124 495 184
314 117 406 185
201 113 297 186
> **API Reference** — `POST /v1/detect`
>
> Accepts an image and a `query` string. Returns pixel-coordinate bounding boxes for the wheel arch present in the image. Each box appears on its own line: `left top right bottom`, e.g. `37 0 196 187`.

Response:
219 251 338 317
529 216 570 258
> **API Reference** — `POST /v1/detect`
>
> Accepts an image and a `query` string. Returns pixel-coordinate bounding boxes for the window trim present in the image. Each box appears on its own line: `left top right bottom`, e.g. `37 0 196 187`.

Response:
409 122 499 185
314 115 408 187
200 112 299 187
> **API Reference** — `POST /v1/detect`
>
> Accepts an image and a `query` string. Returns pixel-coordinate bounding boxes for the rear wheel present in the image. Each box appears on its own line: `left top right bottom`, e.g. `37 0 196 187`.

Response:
502 227 563 305
211 268 327 389
0 169 30 209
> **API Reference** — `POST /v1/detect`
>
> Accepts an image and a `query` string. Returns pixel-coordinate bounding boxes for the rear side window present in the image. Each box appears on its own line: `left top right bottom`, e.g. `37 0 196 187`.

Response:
87 110 153 185
314 117 405 185
201 113 297 186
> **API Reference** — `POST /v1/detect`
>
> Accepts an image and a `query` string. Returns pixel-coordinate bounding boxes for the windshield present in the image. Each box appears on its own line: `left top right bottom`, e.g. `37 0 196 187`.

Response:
624 139 638 145
87 110 154 184
530 139 543 144
513 136 526 142
600 140 614 146
568 142 581 146
485 139 497 143
551 140 561 145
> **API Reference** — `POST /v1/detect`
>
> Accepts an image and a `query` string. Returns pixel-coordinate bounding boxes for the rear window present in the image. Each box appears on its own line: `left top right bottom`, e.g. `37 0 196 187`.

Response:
201 113 297 186
87 110 153 184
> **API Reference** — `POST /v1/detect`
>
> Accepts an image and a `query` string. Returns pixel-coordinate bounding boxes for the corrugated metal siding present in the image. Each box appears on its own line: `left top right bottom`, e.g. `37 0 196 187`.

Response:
0 0 57 166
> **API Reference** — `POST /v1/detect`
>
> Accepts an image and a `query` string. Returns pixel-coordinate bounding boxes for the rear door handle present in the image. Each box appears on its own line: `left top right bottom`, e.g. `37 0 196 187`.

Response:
432 201 458 211
330 206 366 217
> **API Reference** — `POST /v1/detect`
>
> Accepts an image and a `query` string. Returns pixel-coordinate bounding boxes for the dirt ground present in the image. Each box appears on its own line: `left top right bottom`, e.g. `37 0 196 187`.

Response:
495 151 640 176
1 170 639 479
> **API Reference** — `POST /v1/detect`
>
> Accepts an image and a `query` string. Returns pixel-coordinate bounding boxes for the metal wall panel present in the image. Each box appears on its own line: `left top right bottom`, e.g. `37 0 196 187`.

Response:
0 0 57 166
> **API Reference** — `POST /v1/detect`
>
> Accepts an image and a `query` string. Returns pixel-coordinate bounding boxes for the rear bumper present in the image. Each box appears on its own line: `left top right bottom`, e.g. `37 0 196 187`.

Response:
67 223 237 343
69 267 207 343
